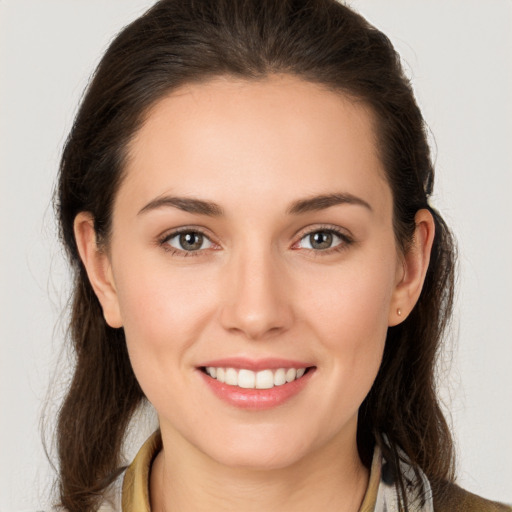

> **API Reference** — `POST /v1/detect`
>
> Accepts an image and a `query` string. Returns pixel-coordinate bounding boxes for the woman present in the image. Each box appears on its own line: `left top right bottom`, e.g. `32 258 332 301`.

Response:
54 0 510 511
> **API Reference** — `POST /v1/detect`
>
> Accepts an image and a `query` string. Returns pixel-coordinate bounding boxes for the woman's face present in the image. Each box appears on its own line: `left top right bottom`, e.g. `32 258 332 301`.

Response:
98 75 405 469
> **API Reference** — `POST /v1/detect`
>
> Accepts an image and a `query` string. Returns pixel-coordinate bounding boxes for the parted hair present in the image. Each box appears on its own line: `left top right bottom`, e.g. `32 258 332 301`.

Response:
55 0 456 510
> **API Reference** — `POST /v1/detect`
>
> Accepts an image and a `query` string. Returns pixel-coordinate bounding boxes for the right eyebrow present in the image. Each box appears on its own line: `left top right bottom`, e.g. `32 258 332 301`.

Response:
137 196 224 216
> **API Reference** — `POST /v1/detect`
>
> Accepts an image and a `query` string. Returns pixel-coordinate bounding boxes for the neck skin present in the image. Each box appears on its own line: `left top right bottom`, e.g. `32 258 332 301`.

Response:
149 420 369 512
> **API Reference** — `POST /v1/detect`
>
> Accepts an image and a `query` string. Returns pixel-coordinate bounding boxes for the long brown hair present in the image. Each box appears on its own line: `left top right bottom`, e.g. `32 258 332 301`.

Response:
55 0 456 510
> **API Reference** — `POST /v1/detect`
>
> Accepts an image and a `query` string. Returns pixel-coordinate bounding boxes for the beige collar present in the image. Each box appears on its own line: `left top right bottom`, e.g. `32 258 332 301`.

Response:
121 430 380 512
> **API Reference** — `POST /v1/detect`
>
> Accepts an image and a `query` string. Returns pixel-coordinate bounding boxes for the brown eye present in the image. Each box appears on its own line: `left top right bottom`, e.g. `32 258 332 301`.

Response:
309 231 333 250
180 232 203 251
297 229 347 251
166 231 212 252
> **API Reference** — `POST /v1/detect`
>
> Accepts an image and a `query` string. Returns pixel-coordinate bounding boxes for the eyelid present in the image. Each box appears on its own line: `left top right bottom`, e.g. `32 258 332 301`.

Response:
291 224 354 251
157 226 220 255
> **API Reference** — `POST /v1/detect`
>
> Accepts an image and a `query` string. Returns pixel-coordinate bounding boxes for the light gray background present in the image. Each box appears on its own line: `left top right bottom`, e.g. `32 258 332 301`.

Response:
1 1 511 510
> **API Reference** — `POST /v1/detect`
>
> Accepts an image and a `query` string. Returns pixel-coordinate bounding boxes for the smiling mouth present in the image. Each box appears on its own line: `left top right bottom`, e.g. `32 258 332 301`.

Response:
199 366 314 390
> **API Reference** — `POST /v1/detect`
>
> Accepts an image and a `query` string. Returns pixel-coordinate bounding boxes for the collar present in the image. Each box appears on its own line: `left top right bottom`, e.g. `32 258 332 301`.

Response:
122 430 162 511
120 431 431 512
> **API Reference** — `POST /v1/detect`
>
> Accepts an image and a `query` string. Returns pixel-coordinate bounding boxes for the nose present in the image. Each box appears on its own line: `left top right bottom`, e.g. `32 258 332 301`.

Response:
219 246 294 341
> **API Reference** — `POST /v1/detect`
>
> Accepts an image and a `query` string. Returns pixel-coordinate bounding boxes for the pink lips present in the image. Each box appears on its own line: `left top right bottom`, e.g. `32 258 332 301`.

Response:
197 357 315 410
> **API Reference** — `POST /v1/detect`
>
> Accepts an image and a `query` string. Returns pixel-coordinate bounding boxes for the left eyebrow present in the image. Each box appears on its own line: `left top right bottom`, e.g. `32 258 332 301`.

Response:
287 193 373 215
137 196 224 216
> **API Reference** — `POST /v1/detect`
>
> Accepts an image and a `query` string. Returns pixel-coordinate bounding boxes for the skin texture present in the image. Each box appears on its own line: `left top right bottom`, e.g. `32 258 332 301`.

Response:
74 75 434 512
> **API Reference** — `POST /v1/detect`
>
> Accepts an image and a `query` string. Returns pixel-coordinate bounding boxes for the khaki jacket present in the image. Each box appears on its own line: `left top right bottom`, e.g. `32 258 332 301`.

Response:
433 481 511 512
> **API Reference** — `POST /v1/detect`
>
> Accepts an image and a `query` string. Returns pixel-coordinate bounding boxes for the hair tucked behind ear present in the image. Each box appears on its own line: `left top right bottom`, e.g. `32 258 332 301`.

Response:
55 1 456 510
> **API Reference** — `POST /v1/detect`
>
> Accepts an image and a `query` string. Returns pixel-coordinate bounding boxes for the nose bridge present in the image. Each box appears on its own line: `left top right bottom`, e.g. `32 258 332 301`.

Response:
220 239 292 340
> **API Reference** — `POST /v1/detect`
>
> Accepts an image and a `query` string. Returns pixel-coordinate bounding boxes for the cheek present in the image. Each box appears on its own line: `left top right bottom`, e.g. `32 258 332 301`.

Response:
112 262 221 416
301 259 395 339
296 251 396 387
112 258 218 364
298 270 391 435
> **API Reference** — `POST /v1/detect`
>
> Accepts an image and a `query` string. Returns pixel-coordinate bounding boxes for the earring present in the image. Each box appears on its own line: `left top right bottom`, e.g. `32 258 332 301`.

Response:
397 308 402 316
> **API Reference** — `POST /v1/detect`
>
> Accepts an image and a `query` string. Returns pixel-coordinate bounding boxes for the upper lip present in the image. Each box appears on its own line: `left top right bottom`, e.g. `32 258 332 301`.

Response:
199 357 314 371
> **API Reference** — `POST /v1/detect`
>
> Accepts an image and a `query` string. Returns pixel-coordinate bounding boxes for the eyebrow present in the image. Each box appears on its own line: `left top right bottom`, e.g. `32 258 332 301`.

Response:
138 196 224 216
287 193 373 215
138 192 372 217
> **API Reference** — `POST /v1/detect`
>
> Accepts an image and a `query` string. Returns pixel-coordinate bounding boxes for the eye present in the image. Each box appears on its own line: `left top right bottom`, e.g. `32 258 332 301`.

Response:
164 231 213 252
296 229 348 251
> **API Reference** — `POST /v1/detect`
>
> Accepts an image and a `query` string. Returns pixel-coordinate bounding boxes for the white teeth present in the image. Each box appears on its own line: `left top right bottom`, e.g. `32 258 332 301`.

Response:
204 366 308 389
255 369 274 389
225 368 238 386
238 369 255 389
274 368 286 386
216 367 225 383
285 368 297 382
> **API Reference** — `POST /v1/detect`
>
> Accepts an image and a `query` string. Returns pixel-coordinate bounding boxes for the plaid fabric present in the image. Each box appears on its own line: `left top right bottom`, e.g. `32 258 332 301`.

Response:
372 445 433 512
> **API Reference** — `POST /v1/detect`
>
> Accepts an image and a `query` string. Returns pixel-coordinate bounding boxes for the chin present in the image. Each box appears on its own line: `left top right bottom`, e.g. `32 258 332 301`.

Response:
209 441 307 471
193 422 328 471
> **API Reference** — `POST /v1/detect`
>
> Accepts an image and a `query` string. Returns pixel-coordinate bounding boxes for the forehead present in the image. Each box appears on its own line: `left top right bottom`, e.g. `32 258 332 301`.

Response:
120 74 391 217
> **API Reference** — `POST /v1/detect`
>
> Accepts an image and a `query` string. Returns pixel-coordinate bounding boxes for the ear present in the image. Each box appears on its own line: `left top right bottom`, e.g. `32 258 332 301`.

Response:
388 209 435 326
73 212 123 328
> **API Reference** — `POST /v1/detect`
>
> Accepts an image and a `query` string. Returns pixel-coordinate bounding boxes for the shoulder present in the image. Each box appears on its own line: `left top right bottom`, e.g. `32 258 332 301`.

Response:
432 481 512 512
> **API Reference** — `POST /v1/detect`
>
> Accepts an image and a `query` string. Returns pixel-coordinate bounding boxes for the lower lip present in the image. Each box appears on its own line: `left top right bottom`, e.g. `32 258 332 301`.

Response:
198 368 315 410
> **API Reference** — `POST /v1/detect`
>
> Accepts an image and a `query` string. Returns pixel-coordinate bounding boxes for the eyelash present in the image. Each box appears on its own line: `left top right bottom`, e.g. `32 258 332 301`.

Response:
158 227 215 257
158 225 353 257
293 225 354 255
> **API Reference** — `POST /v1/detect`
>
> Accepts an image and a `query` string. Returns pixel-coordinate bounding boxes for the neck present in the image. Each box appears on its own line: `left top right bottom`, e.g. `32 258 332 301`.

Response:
150 427 369 512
